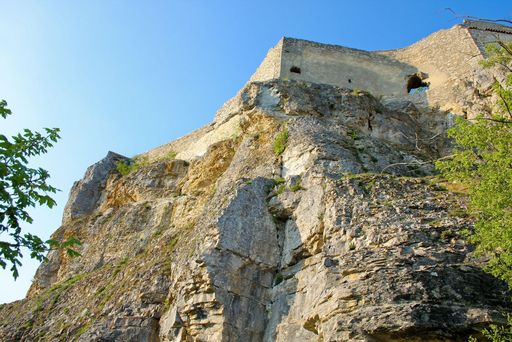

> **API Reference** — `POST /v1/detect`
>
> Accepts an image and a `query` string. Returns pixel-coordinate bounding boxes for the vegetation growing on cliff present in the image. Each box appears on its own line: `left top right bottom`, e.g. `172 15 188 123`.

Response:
273 127 289 157
116 151 177 176
437 41 512 287
116 155 149 176
437 41 512 340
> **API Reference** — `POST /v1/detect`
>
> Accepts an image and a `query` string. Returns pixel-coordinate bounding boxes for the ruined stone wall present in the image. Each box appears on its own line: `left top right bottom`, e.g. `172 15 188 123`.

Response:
249 38 283 82
468 28 512 54
249 22 512 117
278 38 417 97
379 25 485 114
463 20 512 54
382 24 512 117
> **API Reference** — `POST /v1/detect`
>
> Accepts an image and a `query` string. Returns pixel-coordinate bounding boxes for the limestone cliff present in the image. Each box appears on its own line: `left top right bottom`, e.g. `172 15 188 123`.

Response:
1 24 512 342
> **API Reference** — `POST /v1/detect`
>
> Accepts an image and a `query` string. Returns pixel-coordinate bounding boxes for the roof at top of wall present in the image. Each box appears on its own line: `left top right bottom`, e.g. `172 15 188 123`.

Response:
462 19 512 34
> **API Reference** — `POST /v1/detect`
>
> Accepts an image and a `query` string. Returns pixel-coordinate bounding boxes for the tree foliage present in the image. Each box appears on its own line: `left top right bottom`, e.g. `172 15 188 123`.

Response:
0 100 79 279
436 41 512 340
437 114 512 282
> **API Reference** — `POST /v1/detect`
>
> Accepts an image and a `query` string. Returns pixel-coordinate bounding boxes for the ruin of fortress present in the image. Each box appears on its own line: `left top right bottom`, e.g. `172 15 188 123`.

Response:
251 20 512 116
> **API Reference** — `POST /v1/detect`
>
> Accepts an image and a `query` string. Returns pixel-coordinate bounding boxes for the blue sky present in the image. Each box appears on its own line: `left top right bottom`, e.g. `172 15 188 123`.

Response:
1 1 511 303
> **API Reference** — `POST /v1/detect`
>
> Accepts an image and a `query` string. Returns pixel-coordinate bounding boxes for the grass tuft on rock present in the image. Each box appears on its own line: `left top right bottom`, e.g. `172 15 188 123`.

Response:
273 128 289 157
116 155 149 176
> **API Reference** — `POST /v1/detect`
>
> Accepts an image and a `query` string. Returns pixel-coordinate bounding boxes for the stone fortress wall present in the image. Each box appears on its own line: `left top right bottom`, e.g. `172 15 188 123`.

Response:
251 20 512 117
279 39 416 97
249 37 418 97
465 19 512 53
249 38 283 83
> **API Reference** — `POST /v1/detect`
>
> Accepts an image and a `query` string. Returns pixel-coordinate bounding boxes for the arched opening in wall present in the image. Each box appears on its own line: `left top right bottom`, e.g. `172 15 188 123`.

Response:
407 74 429 94
290 66 301 74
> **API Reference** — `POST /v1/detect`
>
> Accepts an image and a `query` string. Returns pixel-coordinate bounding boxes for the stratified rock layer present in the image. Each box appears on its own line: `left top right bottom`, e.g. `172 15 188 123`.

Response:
1 78 509 342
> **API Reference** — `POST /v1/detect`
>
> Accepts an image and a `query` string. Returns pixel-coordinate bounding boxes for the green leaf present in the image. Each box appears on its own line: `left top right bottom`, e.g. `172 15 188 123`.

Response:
0 99 63 278
437 41 512 288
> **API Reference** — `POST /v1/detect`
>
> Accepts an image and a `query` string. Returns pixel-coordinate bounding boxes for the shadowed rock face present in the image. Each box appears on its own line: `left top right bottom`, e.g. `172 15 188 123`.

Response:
1 78 509 342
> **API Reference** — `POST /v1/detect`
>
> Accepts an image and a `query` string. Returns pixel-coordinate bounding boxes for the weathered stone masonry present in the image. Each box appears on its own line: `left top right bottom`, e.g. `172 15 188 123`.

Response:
251 20 512 117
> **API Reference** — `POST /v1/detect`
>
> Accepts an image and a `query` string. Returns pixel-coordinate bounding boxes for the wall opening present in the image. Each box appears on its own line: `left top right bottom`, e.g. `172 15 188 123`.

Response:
407 74 429 94
290 66 301 74
348 78 352 83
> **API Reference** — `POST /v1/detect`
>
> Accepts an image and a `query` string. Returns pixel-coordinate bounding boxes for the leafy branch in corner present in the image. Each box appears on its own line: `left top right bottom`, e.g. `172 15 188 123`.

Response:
0 100 80 279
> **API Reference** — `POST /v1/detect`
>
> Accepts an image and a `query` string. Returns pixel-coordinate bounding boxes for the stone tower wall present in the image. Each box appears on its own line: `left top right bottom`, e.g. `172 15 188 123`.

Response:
249 38 283 82
249 21 512 117
278 38 417 97
380 25 485 114
463 19 512 54
468 29 512 54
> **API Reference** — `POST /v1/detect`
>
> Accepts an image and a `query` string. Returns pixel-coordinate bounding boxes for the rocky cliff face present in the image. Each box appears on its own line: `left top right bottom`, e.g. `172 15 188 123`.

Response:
1 38 511 341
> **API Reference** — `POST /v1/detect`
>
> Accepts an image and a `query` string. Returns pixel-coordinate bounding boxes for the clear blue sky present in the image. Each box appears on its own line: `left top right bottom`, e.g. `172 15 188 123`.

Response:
1 1 510 303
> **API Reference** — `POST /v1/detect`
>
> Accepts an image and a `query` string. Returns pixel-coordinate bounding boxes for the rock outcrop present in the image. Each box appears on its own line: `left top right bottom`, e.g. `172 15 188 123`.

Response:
62 151 130 224
1 24 511 342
